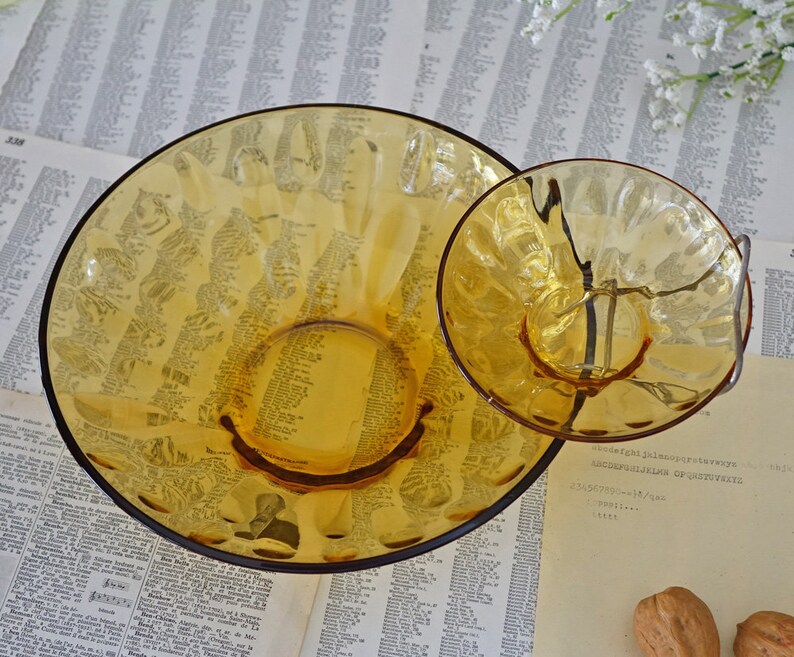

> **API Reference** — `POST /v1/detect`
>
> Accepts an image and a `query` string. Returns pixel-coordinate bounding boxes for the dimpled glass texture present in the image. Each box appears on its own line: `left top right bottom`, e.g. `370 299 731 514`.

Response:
438 159 751 442
40 105 561 573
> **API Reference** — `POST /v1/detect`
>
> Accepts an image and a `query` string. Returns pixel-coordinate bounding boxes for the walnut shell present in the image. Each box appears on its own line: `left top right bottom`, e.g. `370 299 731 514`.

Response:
633 586 720 656
734 611 794 656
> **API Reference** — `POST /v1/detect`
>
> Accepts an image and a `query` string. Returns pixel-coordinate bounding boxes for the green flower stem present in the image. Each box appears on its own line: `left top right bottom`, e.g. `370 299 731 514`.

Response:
687 77 711 119
700 2 743 11
604 2 632 20
767 57 786 88
554 1 581 22
700 1 794 10
725 9 753 25
713 41 794 77
700 1 739 8
676 40 794 118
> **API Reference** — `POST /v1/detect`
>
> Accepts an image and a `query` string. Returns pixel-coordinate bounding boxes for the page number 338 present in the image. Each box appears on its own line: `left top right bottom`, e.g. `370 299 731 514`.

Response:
4 135 25 146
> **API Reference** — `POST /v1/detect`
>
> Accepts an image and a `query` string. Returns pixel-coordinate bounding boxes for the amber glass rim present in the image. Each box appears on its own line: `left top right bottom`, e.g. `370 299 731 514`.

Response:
38 104 564 573
436 157 753 444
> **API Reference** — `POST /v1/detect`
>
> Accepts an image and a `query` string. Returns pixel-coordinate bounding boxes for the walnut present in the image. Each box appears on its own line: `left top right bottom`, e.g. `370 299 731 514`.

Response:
633 586 719 656
734 611 794 656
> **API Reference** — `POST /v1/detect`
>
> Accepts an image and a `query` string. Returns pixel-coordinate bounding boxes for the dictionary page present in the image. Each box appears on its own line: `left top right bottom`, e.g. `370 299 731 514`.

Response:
746 239 794 360
532 353 794 656
0 0 426 158
0 0 44 91
0 388 319 657
298 482 548 657
0 128 137 395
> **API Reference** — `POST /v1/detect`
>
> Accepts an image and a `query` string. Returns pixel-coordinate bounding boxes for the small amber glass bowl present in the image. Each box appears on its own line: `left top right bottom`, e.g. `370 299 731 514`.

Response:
438 159 751 442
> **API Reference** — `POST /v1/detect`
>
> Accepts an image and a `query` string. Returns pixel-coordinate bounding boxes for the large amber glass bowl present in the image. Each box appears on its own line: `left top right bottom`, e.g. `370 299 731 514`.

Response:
438 159 751 442
39 105 561 572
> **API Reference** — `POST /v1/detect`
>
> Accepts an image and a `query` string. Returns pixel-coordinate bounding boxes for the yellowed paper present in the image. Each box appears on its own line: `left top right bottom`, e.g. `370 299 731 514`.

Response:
534 354 794 656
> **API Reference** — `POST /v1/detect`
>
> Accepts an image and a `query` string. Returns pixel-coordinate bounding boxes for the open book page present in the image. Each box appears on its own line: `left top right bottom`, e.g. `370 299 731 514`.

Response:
746 239 794 359
0 0 426 158
298 482 548 657
0 0 45 91
0 388 319 656
532 353 794 656
0 129 137 394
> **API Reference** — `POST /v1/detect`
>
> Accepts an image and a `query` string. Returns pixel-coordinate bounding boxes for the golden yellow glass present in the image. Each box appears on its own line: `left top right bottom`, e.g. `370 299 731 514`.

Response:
40 105 560 572
438 159 751 442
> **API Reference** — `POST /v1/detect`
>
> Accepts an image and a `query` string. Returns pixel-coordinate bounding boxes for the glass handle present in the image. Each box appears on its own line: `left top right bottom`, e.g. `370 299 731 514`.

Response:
720 233 751 395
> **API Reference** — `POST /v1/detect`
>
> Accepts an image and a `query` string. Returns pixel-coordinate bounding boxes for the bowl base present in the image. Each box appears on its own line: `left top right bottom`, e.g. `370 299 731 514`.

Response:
225 319 422 491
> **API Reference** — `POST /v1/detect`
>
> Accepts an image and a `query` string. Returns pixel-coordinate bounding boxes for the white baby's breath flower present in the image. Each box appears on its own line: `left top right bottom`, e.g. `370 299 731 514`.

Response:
519 0 564 44
643 58 688 130
772 22 794 43
648 99 665 117
644 59 677 81
713 19 727 52
746 0 786 19
686 6 719 43
664 86 680 102
739 0 764 11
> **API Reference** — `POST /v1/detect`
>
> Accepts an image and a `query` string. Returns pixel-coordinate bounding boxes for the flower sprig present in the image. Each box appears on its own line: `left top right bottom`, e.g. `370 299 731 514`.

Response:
519 0 634 44
519 0 794 128
648 1 794 128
